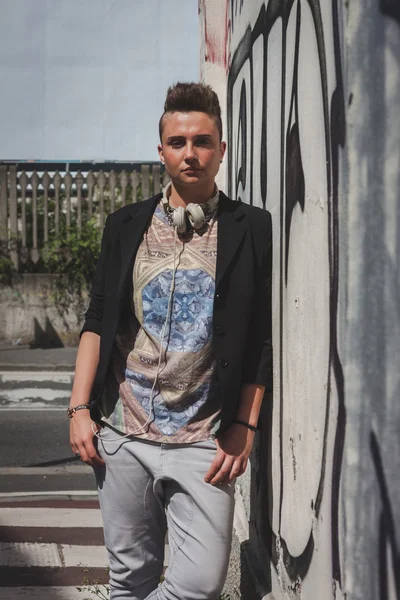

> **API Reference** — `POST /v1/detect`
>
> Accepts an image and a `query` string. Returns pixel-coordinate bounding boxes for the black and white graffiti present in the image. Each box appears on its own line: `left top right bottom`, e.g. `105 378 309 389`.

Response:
371 433 400 599
380 0 400 23
226 0 346 593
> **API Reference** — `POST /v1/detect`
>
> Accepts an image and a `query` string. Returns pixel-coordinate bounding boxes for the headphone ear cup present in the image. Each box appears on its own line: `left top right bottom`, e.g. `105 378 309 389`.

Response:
173 206 187 234
186 203 206 230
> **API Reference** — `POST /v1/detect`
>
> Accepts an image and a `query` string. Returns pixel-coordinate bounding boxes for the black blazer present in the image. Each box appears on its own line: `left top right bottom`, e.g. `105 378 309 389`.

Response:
81 191 272 433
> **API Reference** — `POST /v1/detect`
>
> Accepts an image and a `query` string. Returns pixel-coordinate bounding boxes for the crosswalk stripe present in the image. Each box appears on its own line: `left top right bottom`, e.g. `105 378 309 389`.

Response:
0 503 109 592
0 491 99 498
0 373 73 383
0 542 108 568
0 586 104 599
0 501 169 596
0 370 73 409
0 543 62 568
0 507 103 528
0 466 91 475
0 389 69 400
61 544 108 567
0 407 68 412
0 500 99 509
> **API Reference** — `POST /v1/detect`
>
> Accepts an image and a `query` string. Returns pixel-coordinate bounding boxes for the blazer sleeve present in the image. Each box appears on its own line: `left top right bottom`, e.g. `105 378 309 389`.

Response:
241 210 273 391
79 214 113 338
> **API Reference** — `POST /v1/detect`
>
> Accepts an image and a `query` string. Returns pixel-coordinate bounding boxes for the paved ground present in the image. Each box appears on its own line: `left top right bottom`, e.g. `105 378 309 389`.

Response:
0 346 172 598
0 498 109 598
0 348 110 599
0 497 169 599
0 347 77 372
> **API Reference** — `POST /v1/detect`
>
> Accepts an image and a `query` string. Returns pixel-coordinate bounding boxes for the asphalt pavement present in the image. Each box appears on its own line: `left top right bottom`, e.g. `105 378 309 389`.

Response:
0 346 77 372
0 344 96 497
0 345 177 599
0 345 109 598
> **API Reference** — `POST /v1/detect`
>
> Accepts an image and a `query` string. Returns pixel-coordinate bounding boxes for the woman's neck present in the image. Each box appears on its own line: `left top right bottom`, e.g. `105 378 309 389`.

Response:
168 182 216 208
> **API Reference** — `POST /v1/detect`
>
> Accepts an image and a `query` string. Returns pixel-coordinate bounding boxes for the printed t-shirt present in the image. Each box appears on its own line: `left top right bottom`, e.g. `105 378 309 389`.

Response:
100 202 222 443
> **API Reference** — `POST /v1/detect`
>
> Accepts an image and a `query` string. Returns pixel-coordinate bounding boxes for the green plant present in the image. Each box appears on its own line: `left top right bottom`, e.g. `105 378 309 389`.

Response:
0 241 16 286
77 565 110 599
42 218 101 322
77 565 231 599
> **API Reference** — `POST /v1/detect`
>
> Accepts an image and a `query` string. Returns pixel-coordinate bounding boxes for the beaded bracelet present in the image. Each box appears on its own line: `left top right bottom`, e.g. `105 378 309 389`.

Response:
67 404 90 418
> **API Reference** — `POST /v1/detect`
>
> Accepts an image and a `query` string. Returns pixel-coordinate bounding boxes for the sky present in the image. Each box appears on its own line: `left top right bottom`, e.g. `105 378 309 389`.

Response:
0 0 199 162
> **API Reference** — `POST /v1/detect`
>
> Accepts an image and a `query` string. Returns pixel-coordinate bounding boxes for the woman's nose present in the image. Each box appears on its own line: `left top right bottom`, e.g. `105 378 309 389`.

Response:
184 144 196 161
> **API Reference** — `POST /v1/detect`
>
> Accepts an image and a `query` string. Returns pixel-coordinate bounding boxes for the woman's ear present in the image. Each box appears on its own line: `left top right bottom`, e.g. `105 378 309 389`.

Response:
158 144 164 164
220 141 227 161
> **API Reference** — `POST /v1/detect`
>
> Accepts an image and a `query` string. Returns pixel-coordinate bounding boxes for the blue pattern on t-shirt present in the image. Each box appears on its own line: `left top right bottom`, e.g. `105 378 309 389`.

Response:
142 269 215 353
125 369 219 435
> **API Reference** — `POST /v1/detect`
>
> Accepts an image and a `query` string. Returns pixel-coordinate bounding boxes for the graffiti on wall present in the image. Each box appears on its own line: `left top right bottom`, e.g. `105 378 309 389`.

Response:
380 0 400 23
225 0 346 593
199 0 230 70
230 0 246 33
371 433 400 598
200 0 400 596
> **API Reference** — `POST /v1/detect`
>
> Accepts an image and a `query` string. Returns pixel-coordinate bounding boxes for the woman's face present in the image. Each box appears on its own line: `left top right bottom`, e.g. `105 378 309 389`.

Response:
158 111 226 191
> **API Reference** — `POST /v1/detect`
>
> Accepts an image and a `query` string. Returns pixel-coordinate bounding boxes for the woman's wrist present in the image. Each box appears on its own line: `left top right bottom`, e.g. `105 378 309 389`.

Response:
233 419 258 433
67 404 90 419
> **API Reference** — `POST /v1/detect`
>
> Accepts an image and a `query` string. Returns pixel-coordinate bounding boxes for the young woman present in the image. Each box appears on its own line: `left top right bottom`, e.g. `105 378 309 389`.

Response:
69 82 272 600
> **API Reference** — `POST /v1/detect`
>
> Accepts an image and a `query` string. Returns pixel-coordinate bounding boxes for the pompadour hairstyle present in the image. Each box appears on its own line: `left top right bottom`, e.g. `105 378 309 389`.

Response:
159 82 222 141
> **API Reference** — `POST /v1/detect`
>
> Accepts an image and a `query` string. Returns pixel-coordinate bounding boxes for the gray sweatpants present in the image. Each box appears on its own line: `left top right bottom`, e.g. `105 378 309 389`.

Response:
94 425 235 600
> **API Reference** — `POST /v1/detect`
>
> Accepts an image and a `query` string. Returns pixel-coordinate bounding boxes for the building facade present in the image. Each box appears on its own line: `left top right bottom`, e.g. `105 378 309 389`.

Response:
199 1 400 598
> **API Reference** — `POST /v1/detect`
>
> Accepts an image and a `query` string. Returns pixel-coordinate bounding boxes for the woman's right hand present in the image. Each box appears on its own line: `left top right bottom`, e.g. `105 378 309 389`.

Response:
70 411 105 467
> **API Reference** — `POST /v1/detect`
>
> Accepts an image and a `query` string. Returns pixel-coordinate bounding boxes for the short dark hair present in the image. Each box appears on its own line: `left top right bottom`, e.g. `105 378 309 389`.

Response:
159 82 222 141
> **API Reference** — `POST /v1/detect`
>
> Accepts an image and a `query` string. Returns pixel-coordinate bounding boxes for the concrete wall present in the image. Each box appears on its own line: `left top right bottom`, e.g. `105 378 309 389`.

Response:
199 1 400 599
0 274 81 347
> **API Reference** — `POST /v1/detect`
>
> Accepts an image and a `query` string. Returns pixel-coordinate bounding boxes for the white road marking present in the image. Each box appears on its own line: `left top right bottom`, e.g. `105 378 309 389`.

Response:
0 372 73 383
0 407 67 411
0 542 62 567
0 587 106 599
0 370 73 408
61 544 108 567
0 490 98 498
0 507 103 528
0 466 91 475
0 388 70 402
0 542 108 568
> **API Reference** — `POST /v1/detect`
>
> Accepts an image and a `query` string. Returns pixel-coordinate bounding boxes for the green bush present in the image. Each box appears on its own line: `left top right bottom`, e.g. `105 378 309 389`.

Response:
0 242 16 286
42 218 101 322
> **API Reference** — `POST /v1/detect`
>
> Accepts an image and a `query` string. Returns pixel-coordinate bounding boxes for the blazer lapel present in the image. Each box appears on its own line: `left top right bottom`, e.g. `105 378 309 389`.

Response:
215 193 247 290
118 196 160 294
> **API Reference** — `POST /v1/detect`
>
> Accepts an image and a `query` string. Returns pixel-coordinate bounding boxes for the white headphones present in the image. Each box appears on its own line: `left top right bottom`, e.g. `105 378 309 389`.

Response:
161 182 219 234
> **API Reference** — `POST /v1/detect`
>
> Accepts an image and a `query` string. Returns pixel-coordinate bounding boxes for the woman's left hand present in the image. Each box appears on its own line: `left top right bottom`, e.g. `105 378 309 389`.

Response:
204 423 255 485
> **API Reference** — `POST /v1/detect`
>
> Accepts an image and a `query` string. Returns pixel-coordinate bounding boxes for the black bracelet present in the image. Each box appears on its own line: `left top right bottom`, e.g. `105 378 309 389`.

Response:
233 419 258 433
